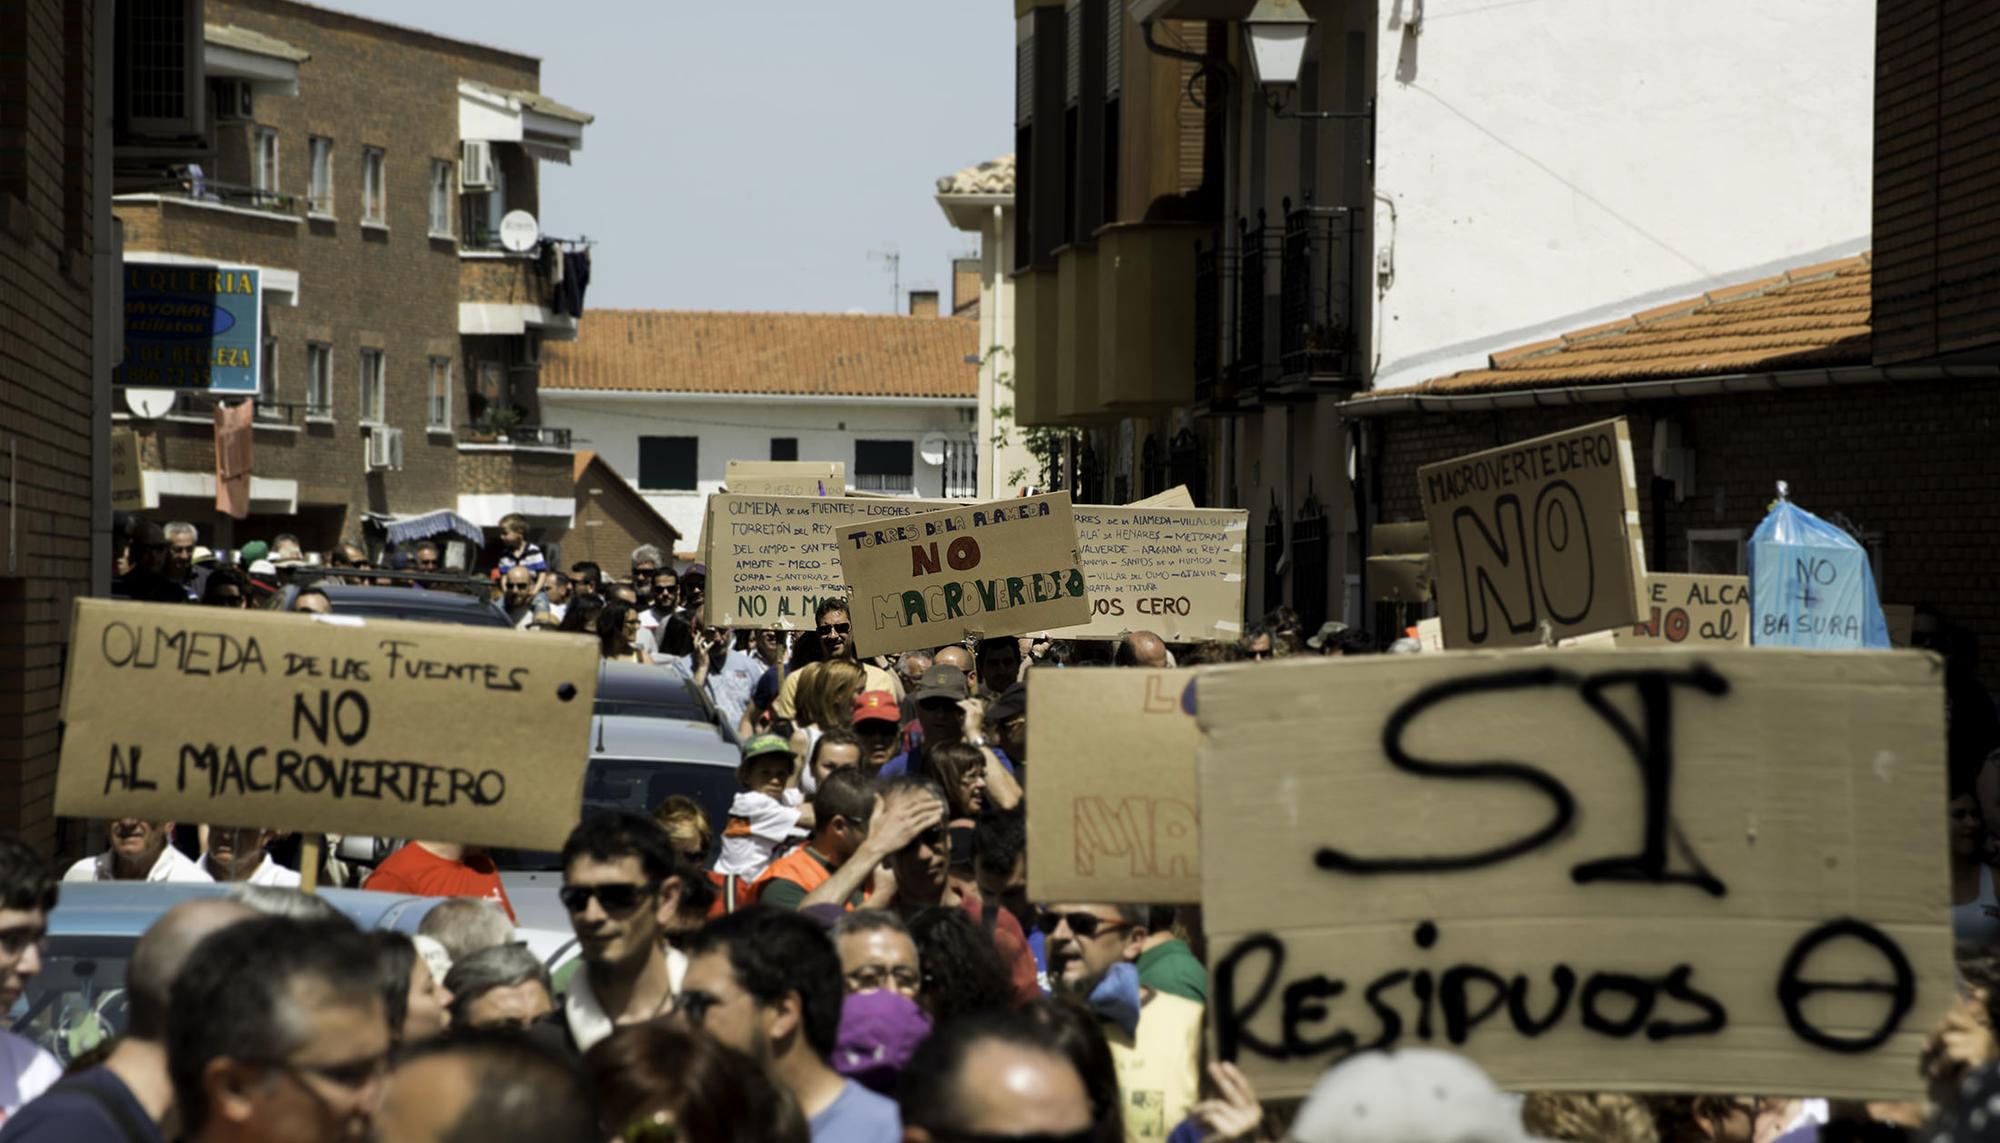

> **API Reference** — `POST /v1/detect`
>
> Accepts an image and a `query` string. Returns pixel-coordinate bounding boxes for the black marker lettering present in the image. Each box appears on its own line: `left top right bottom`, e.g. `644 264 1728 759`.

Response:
1776 919 1915 1053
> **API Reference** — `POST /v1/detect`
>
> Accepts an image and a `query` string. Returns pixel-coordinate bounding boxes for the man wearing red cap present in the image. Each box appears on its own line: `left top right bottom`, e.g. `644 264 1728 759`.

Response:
851 690 903 776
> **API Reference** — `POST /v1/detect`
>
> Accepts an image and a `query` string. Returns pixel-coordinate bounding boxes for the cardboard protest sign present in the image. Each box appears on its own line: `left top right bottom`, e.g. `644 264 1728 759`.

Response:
1368 521 1433 603
1613 573 1749 647
1414 616 1444 652
110 428 144 510
704 492 1247 641
1419 419 1646 649
1129 485 1197 509
1051 503 1247 643
57 599 600 851
1197 649 1948 1099
1027 668 1200 903
1750 497 1890 648
724 460 844 497
834 492 1089 657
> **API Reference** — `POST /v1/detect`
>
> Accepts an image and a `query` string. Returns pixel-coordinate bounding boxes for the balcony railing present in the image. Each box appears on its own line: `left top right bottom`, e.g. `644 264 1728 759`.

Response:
1194 239 1221 406
163 390 301 424
121 175 303 219
456 423 572 448
1279 199 1360 388
1234 212 1278 399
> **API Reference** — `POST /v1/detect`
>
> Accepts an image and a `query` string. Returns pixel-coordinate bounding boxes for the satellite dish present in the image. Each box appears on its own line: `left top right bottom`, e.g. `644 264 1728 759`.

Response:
499 210 541 253
919 432 948 467
124 388 177 419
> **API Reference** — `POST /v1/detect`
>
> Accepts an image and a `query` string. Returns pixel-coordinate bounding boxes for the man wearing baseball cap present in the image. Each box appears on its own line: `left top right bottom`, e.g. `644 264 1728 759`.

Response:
851 690 903 776
877 666 1021 812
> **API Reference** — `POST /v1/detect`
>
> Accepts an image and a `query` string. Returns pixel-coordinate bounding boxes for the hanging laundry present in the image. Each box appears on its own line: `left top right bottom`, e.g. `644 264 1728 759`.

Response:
214 399 255 520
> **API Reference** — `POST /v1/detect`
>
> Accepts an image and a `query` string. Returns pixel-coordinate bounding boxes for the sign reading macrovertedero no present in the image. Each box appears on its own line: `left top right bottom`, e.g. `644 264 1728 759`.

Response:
1196 649 1948 1099
1027 668 1200 904
1419 419 1646 649
58 600 600 851
705 493 1247 641
834 492 1089 657
1614 573 1749 647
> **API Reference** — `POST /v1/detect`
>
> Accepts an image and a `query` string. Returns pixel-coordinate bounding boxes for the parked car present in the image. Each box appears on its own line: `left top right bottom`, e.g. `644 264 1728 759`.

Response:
493 713 740 935
8 882 575 1066
272 580 512 626
595 658 735 740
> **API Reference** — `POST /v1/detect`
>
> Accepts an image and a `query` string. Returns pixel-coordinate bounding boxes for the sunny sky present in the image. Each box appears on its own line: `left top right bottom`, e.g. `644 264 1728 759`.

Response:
319 1 1015 315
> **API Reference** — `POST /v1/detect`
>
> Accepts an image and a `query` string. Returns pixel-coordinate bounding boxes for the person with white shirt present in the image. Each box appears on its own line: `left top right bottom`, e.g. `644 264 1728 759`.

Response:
197 826 300 887
558 813 689 1053
62 819 210 884
0 835 64 1126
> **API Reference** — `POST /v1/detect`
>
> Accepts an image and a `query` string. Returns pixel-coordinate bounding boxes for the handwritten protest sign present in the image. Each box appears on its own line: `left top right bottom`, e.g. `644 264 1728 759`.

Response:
110 428 144 510
1027 668 1200 903
724 460 844 497
1129 485 1197 509
1749 498 1890 649
1419 418 1646 649
834 492 1089 657
705 492 1247 641
57 600 600 851
1613 573 1748 647
1197 649 1948 1099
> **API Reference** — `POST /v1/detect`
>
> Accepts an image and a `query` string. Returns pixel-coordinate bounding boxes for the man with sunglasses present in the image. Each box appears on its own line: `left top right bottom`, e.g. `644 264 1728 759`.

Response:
113 520 194 603
678 907 901 1142
165 916 390 1143
896 1010 1096 1143
772 598 904 721
558 813 687 1054
1043 903 1203 1143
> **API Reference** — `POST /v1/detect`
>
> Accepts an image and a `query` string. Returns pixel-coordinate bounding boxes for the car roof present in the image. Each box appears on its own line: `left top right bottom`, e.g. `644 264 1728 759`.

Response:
302 584 512 626
46 882 439 936
595 659 712 717
589 714 739 768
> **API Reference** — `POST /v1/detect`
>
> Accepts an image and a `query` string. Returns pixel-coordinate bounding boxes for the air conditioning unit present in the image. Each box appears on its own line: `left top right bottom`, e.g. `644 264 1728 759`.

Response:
460 140 495 190
366 425 404 472
210 79 253 122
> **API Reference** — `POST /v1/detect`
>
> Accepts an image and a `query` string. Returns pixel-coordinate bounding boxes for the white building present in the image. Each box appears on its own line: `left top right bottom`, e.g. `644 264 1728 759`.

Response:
935 154 1039 497
538 310 979 550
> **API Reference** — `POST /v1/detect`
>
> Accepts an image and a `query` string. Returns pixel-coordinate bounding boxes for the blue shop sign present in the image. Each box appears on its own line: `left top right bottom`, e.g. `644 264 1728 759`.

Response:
118 262 261 393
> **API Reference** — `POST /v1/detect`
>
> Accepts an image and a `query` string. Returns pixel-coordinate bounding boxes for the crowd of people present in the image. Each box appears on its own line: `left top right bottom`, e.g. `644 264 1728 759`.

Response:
72 514 2000 1142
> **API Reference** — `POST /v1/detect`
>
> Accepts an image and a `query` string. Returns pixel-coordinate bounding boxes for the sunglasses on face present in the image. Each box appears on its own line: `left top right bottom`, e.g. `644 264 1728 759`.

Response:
901 826 947 855
1037 911 1133 939
558 882 657 915
817 622 851 636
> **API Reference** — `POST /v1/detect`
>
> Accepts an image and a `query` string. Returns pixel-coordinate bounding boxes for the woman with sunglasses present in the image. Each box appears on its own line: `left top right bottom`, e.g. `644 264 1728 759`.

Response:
596 602 649 664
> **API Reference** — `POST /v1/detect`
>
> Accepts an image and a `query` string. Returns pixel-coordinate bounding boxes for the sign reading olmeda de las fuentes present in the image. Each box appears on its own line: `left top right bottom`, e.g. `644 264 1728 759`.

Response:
117 261 261 394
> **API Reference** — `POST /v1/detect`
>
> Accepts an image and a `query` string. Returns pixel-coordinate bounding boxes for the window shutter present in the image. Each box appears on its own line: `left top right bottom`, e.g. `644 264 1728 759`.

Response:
1105 0 1122 97
1065 0 1083 107
1017 17 1035 125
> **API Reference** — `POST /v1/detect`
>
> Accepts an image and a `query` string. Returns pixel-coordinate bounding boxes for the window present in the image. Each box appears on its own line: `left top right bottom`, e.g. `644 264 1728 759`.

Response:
358 349 385 424
306 343 332 418
854 440 915 494
362 147 385 225
427 357 452 430
308 136 333 215
254 127 279 202
638 436 699 491
428 160 453 236
259 335 278 405
770 438 799 462
1687 530 1744 576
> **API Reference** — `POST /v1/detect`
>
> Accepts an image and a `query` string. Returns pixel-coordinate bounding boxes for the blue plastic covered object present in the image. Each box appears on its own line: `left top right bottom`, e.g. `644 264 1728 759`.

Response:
1747 486 1889 649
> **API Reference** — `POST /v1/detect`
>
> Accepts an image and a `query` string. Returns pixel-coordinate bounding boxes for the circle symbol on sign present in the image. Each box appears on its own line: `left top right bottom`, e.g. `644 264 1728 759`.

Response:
1774 918 1915 1053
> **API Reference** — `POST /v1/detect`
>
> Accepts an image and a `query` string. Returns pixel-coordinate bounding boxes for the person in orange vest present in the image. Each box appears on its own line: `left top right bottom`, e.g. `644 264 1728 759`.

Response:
706 734 806 916
759 769 883 912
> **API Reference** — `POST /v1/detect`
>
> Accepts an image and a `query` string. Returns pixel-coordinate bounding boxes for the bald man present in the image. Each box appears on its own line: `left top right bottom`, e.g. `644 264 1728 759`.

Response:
933 644 976 692
1115 630 1171 669
3 898 255 1140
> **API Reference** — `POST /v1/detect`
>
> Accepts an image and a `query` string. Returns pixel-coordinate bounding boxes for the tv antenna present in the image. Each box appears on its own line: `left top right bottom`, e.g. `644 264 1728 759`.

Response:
868 243 901 313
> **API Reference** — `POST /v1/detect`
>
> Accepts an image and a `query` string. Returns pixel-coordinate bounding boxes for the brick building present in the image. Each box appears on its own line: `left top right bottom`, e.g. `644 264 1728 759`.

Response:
114 0 593 563
559 451 682 575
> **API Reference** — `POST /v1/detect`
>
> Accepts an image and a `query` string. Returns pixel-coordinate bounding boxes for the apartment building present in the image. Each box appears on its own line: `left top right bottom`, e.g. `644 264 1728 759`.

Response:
936 154 1039 498
114 0 593 561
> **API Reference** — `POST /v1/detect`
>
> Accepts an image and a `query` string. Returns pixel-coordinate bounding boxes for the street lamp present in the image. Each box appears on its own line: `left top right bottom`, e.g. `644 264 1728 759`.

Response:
1243 0 1313 94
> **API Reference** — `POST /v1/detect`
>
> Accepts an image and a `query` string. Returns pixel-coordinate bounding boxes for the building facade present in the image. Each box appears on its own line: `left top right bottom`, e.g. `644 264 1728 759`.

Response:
539 310 980 551
936 154 1038 498
113 0 593 560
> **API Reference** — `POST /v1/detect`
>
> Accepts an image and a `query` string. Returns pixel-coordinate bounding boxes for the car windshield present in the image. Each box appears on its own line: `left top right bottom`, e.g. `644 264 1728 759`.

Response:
488 758 738 871
9 936 134 1067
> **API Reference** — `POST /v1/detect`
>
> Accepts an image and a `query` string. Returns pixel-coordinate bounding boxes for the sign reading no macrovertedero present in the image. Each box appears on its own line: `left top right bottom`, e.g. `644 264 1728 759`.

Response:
117 261 261 393
835 492 1090 657
1197 649 1949 1100
57 600 600 851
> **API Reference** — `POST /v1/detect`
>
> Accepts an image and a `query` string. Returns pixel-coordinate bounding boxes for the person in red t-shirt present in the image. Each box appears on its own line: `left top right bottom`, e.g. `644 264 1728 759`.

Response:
363 840 517 922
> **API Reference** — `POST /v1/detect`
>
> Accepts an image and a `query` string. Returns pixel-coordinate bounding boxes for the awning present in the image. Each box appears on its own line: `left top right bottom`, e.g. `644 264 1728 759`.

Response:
204 24 308 96
458 80 592 164
367 510 488 547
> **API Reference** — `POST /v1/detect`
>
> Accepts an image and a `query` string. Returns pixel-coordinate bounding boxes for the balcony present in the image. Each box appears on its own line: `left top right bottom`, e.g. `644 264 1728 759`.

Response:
1010 264 1062 427
456 431 577 530
459 252 578 342
1277 199 1360 394
1193 237 1229 412
1235 211 1278 404
454 423 572 449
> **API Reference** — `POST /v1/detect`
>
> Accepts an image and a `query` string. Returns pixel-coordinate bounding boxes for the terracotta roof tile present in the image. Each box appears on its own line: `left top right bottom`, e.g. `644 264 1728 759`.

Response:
542 311 979 399
1382 253 1871 396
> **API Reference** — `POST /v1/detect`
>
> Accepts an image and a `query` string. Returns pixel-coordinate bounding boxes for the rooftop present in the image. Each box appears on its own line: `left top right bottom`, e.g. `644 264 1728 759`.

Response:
205 23 311 62
1379 253 1872 396
541 311 979 400
937 154 1016 197
460 78 594 125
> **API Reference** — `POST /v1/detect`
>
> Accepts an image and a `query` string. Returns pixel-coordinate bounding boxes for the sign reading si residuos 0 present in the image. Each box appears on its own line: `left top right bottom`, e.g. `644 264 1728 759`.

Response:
118 261 262 393
834 492 1091 657
1197 649 1949 1099
57 600 600 852
1419 418 1646 649
705 493 1248 642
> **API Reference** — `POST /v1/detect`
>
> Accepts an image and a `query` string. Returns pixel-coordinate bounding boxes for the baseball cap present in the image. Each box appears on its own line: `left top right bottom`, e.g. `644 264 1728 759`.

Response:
239 540 269 564
1306 620 1350 650
983 681 1026 728
909 664 970 705
833 990 933 1096
853 690 902 725
741 733 793 762
1289 1049 1537 1143
248 559 278 576
190 545 218 567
